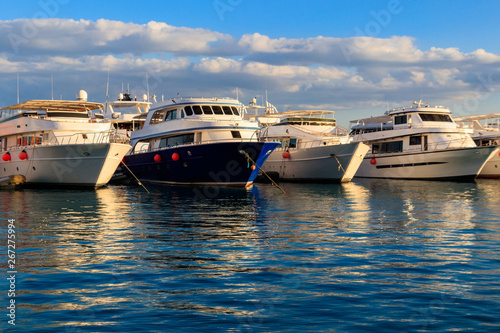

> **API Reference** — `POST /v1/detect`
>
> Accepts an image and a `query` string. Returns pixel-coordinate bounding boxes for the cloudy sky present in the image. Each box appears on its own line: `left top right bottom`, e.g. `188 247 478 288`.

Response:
1 0 500 126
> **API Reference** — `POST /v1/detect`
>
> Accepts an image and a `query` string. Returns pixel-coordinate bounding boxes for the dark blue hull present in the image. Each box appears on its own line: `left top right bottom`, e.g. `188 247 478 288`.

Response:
123 141 279 186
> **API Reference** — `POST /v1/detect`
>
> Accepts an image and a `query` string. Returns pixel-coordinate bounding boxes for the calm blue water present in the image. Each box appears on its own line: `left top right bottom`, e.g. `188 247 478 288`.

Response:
1 179 500 332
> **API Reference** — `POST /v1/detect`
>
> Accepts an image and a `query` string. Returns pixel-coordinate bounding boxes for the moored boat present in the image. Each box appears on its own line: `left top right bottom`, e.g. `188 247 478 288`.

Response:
455 113 500 179
257 109 369 183
0 91 131 188
349 100 499 181
122 96 279 186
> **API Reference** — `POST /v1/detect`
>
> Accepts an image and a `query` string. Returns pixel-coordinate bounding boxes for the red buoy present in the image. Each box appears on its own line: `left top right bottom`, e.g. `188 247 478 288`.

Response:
19 151 28 160
172 152 180 161
154 154 161 162
251 164 256 170
2 153 11 162
370 158 376 165
282 151 291 159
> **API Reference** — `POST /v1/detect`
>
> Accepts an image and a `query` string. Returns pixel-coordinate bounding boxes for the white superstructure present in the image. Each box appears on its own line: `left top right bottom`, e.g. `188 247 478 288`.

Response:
349 100 499 181
257 109 369 183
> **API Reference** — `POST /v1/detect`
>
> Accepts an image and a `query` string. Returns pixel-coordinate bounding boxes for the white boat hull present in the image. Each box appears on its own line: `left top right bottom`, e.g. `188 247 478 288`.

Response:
477 152 500 178
0 143 130 188
261 142 369 183
355 146 499 181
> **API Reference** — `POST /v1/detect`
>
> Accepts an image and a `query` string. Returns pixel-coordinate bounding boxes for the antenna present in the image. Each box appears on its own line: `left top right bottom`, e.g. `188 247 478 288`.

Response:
16 73 19 104
105 67 110 114
236 87 239 100
146 72 150 103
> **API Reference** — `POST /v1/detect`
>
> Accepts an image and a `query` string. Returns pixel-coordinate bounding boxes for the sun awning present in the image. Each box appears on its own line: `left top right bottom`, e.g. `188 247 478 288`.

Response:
454 113 500 122
0 100 104 112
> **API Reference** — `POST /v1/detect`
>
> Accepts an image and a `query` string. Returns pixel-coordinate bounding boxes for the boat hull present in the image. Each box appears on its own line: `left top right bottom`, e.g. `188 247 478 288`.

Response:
0 143 131 188
355 146 499 181
122 141 279 186
477 152 500 178
260 142 369 183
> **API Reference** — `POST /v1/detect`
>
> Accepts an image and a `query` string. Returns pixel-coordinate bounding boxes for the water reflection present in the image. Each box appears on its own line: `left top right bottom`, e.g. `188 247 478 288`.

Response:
1 180 499 332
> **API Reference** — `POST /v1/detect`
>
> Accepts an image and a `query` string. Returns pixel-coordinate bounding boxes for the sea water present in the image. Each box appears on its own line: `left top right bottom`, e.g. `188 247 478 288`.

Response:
1 179 500 332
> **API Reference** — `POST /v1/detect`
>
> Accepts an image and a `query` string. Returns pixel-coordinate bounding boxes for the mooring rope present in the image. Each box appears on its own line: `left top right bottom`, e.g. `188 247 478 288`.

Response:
331 153 347 175
241 151 285 194
120 160 150 194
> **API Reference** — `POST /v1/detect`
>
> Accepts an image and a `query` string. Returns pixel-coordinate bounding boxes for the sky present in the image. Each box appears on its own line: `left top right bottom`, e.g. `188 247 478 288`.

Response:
1 0 500 127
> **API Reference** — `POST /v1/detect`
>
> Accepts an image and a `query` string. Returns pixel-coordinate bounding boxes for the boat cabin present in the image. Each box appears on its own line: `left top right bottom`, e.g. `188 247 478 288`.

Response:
349 101 476 154
350 103 454 135
130 97 257 155
144 101 242 127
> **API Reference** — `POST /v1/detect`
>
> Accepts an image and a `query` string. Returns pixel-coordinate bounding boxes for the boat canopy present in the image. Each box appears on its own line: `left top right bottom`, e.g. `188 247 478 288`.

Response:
0 100 104 112
350 115 392 125
454 113 500 122
260 110 335 119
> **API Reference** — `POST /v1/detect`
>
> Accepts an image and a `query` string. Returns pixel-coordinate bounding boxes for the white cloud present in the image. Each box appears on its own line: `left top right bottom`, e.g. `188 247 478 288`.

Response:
0 18 235 56
1 18 500 119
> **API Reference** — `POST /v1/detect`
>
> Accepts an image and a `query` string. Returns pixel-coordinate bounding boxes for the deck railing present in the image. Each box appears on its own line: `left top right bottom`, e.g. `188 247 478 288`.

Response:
3 130 128 152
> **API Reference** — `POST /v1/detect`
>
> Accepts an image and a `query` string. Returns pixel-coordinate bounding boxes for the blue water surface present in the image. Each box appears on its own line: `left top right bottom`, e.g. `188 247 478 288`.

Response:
1 179 500 332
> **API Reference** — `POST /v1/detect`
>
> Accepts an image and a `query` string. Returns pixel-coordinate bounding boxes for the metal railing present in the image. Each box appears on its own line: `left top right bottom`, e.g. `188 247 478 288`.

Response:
369 137 475 157
3 130 128 152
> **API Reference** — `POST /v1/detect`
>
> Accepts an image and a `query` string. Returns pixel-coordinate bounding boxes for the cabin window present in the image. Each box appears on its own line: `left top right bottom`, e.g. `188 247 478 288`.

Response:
231 131 241 138
289 138 297 148
165 109 177 120
159 133 195 147
150 109 166 125
212 105 224 115
184 106 193 116
193 105 203 115
231 106 240 116
372 141 403 154
202 105 213 114
133 140 150 153
394 115 407 125
222 106 233 115
419 113 452 122
17 136 36 146
409 136 422 145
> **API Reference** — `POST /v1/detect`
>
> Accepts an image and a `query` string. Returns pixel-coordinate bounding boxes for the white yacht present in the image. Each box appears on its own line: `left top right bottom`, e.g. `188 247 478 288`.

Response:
455 113 500 178
257 109 369 183
96 91 152 140
349 100 499 181
0 91 131 188
123 96 279 186
95 91 152 184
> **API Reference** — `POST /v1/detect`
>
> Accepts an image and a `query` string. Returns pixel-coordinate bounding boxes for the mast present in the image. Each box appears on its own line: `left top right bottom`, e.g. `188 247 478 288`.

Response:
16 73 19 104
146 72 150 103
105 68 110 114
